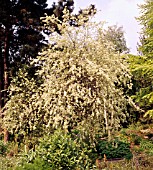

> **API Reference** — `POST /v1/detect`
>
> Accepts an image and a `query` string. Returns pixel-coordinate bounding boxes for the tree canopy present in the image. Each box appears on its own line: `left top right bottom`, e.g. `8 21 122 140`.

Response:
129 0 153 118
104 25 129 54
138 0 153 57
3 10 132 141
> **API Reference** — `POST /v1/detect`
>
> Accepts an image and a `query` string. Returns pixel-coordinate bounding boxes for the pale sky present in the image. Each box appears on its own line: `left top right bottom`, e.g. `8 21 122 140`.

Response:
47 0 145 54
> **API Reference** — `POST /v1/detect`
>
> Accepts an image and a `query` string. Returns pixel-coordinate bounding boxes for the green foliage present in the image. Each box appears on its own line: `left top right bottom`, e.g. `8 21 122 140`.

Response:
18 129 93 170
129 54 153 118
3 10 132 141
0 140 7 155
130 0 153 119
0 0 76 70
140 139 153 156
96 138 133 160
137 0 153 57
15 158 51 170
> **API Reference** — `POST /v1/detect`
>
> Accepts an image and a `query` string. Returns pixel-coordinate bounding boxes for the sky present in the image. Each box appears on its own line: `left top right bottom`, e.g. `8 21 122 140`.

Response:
47 0 145 54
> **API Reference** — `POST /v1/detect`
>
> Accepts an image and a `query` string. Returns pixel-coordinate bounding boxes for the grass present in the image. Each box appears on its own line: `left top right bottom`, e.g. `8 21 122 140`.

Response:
1 155 153 170
95 157 153 170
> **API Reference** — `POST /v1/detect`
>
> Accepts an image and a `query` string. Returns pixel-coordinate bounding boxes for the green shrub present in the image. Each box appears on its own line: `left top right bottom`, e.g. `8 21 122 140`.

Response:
15 158 51 170
96 138 133 160
17 129 94 170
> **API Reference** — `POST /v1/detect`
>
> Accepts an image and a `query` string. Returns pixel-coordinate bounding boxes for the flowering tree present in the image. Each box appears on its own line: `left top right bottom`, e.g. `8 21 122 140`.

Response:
3 10 132 141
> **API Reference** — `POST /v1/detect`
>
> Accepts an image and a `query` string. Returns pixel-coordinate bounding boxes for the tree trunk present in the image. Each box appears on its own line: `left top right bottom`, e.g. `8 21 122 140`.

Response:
3 30 9 104
103 98 110 141
3 29 10 143
0 41 4 137
4 128 9 144
0 38 4 109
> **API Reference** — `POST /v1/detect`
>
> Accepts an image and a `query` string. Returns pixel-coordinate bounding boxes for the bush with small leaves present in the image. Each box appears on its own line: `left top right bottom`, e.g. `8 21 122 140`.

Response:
96 138 133 160
18 129 94 170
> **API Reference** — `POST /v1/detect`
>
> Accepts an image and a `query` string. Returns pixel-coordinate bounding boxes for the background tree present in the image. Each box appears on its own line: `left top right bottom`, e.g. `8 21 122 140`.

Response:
3 12 132 142
138 0 153 57
104 25 129 54
129 0 153 119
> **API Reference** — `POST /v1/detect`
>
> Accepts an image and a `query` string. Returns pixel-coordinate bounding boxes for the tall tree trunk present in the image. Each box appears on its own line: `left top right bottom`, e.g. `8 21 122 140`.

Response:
0 41 4 111
0 41 4 137
103 98 111 141
4 30 9 103
3 29 10 143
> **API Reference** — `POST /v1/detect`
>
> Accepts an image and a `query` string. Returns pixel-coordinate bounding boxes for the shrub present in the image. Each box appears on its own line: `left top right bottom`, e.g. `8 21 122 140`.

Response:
18 129 94 170
96 138 133 160
15 158 51 170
